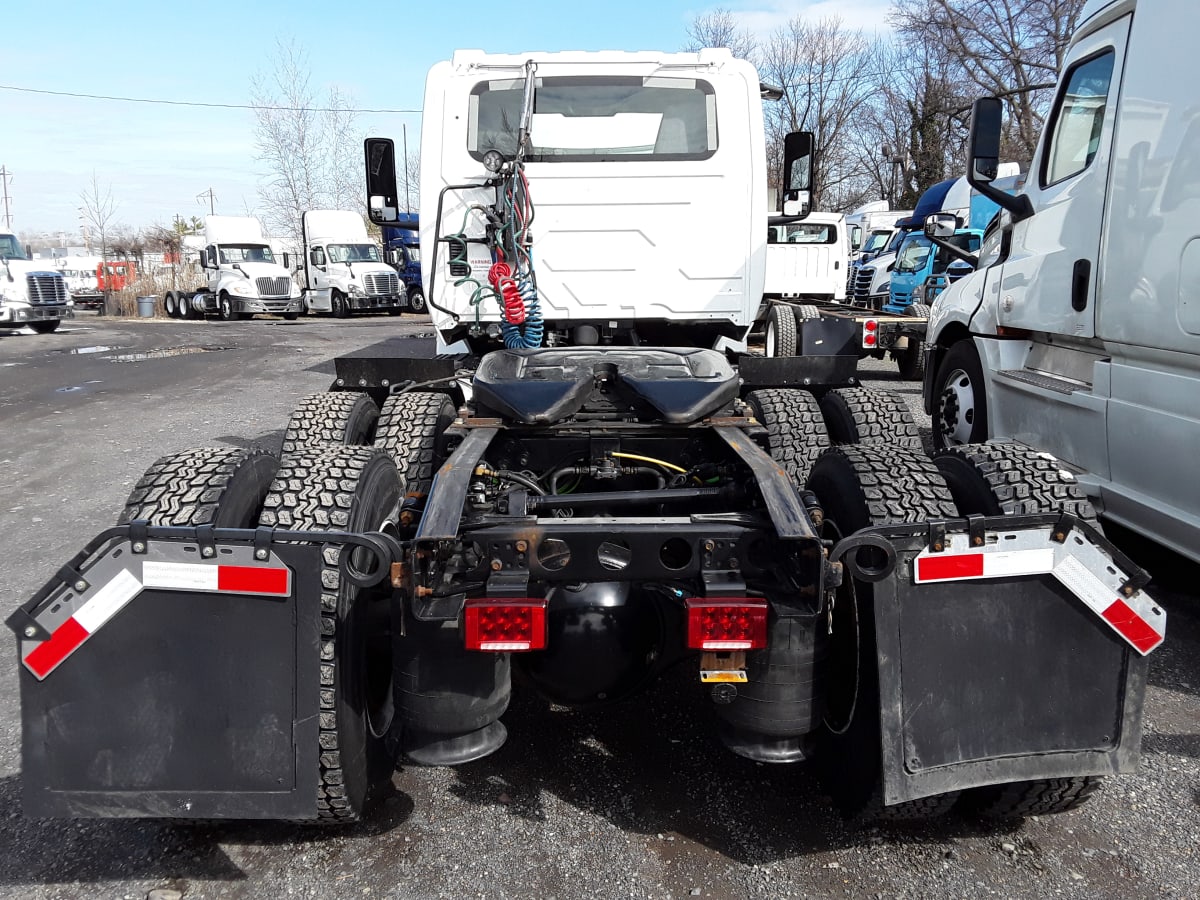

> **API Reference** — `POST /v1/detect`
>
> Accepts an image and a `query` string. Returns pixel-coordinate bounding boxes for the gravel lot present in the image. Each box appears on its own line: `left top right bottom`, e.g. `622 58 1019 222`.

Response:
0 313 1195 899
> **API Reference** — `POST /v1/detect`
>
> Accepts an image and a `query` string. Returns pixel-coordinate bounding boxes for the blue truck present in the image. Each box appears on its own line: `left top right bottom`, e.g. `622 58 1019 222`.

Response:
380 213 427 313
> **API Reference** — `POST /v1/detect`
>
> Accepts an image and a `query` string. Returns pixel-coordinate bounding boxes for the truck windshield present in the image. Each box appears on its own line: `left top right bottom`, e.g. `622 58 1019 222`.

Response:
327 244 381 263
895 236 932 274
0 234 28 260
220 244 276 264
783 222 838 243
862 230 891 253
470 75 717 162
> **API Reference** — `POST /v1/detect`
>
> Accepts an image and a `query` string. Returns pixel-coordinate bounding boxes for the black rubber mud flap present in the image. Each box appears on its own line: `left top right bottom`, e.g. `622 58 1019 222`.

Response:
13 535 326 820
841 517 1155 807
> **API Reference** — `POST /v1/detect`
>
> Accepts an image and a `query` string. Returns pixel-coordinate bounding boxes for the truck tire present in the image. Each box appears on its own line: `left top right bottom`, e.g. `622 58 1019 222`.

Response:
164 292 178 318
895 303 930 381
283 312 299 321
796 304 822 320
259 448 402 821
932 441 1097 521
932 340 988 449
765 305 797 358
817 386 923 449
29 320 61 334
807 445 961 823
932 441 1103 820
407 287 427 314
959 777 1101 821
745 388 829 485
118 447 279 527
331 289 350 319
219 292 237 322
281 392 380 456
374 391 456 500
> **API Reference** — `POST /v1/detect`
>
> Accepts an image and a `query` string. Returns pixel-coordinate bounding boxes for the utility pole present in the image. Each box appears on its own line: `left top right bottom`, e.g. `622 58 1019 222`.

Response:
196 187 217 215
0 166 13 230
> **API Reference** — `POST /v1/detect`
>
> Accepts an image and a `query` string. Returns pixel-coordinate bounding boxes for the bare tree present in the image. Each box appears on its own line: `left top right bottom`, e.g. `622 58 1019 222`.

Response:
758 17 882 210
683 7 757 59
891 0 1086 159
251 39 363 247
78 171 118 314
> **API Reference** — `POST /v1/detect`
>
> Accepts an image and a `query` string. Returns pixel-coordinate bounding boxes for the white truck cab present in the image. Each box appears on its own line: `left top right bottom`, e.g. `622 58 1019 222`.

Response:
193 216 302 320
299 210 404 318
0 232 73 334
764 211 848 301
925 0 1200 562
379 48 807 354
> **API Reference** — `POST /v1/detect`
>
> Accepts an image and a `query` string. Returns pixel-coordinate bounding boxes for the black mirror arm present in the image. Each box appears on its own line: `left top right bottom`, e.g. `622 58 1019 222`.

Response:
927 235 980 266
969 171 1035 223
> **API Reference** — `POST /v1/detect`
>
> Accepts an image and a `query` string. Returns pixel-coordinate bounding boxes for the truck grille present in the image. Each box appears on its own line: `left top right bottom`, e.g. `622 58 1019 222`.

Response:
853 266 875 302
27 273 69 305
362 272 399 296
255 277 292 298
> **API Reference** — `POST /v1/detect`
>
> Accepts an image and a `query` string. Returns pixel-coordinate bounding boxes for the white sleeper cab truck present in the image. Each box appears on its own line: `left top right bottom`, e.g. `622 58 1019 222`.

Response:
0 232 72 334
925 0 1200 563
299 210 405 318
386 48 800 355
163 216 302 321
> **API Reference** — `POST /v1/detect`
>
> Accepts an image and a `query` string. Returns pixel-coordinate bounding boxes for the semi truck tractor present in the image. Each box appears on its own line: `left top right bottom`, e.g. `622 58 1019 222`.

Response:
162 215 303 321
11 47 1163 829
0 231 73 333
299 209 407 317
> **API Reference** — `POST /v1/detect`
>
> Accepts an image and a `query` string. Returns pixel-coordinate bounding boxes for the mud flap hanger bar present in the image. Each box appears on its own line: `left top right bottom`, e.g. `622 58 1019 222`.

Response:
830 512 1164 656
6 522 406 636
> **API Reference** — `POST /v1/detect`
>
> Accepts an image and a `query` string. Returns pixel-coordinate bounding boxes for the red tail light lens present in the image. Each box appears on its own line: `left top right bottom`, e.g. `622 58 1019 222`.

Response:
463 599 548 652
685 598 768 650
862 319 878 348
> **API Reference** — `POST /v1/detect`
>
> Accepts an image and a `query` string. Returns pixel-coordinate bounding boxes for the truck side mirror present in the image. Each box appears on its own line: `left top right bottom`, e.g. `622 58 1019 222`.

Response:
968 97 1003 183
281 252 291 270
924 213 960 238
364 138 401 225
781 131 813 216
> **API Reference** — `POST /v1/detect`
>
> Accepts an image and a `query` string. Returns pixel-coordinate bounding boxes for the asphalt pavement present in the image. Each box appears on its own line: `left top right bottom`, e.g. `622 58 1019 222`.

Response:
0 312 1196 899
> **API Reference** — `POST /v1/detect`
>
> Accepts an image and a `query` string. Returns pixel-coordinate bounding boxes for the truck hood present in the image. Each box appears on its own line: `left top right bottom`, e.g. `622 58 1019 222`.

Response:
325 262 395 279
2 259 63 280
224 261 292 280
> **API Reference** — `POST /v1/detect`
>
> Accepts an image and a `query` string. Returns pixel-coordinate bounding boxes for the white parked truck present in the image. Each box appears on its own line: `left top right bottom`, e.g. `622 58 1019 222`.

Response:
0 232 73 334
299 210 406 317
163 216 302 321
925 0 1200 564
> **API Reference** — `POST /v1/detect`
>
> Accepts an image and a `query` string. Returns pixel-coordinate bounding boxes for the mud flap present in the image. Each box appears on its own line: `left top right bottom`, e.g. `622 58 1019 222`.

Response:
10 529 333 819
835 515 1160 806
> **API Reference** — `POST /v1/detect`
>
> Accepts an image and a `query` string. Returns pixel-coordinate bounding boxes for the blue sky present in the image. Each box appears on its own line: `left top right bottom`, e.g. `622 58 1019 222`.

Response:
2 0 890 235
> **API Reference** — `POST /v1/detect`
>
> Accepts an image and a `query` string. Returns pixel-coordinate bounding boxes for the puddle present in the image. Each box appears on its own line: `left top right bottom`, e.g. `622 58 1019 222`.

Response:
55 386 83 393
106 346 232 363
59 345 123 355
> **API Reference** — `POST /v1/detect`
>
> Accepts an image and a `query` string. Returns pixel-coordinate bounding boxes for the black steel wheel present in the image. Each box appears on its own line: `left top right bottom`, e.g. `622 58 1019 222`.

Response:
331 289 350 319
374 391 457 501
281 392 380 456
259 447 402 821
807 445 961 823
745 388 829 485
817 386 923 449
933 440 1103 820
119 446 279 527
933 340 988 449
765 304 797 358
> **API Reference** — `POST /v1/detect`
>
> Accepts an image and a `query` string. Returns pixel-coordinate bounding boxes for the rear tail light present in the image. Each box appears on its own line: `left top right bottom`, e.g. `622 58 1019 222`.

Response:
463 599 548 652
685 598 768 650
862 318 878 348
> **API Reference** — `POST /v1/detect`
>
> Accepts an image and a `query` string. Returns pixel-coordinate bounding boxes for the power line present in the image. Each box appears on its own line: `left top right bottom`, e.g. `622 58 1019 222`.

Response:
0 83 419 114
